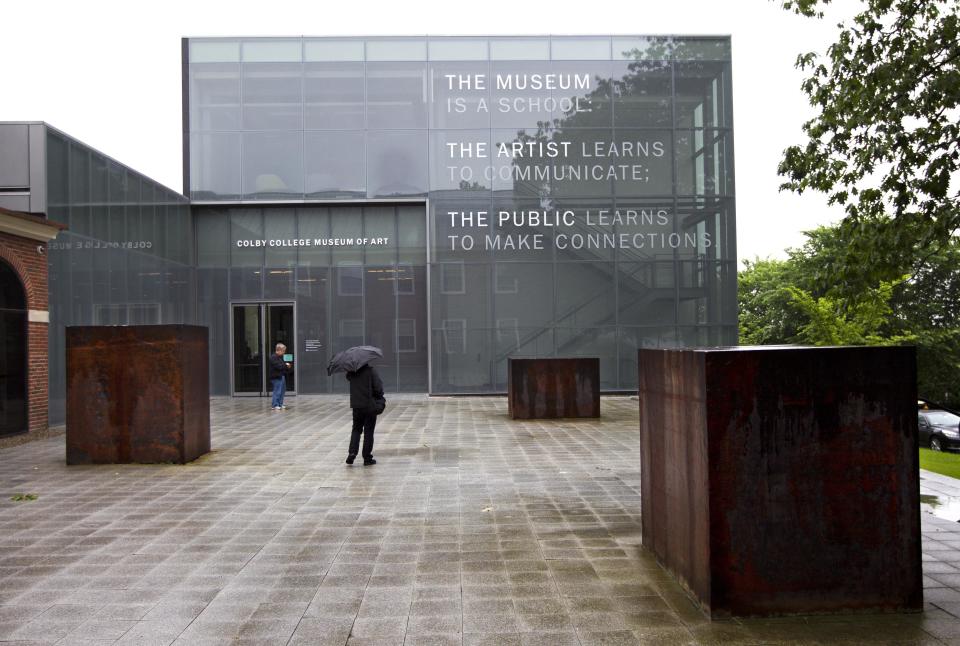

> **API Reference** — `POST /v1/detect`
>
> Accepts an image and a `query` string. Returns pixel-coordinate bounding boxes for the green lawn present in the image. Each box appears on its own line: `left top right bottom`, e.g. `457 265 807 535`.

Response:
920 448 960 479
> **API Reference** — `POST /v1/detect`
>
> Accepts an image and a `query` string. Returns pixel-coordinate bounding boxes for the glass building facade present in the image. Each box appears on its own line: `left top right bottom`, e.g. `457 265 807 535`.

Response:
0 123 197 424
42 125 195 423
1 34 738 418
187 35 737 395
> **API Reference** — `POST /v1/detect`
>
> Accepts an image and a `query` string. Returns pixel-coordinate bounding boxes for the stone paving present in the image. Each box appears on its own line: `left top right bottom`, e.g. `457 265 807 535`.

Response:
1 395 960 645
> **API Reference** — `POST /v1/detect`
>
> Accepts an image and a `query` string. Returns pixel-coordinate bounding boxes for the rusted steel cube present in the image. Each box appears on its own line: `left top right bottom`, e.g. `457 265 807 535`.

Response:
508 358 600 419
638 346 921 617
66 325 210 464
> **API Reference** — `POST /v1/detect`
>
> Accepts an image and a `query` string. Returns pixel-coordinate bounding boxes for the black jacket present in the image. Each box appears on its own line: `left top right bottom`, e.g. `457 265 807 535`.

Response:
269 353 290 380
347 365 383 410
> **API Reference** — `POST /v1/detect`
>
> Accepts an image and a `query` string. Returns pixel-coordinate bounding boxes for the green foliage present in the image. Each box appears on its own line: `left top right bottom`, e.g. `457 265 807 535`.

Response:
758 0 960 405
914 329 960 405
10 493 38 502
739 226 960 407
777 0 960 286
738 254 910 347
738 258 800 344
785 280 915 346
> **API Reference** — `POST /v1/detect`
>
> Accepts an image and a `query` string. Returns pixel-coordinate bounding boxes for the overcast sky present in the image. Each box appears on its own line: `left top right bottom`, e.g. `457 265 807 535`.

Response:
0 0 855 262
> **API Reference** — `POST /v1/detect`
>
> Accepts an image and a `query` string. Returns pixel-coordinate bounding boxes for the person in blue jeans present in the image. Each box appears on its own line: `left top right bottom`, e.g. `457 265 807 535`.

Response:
269 343 291 410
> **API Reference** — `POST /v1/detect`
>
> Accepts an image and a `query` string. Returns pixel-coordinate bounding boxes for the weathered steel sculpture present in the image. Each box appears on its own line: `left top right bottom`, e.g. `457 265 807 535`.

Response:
508 357 600 419
638 346 921 617
66 325 210 464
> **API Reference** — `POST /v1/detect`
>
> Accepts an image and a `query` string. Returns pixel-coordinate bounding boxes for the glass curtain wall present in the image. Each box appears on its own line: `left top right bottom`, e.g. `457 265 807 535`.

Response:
186 36 736 393
45 127 196 424
195 204 427 395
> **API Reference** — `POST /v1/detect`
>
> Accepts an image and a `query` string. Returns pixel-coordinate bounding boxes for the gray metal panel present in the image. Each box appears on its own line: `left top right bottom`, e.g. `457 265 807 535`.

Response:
0 194 31 211
0 124 30 188
28 123 47 214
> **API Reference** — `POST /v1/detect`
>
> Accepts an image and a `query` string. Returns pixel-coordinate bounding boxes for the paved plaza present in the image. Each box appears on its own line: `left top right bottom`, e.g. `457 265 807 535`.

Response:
2 396 960 645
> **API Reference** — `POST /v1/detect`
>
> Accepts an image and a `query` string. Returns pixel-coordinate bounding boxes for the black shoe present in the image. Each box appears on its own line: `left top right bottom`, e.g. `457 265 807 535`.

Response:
346 454 356 465
363 458 376 466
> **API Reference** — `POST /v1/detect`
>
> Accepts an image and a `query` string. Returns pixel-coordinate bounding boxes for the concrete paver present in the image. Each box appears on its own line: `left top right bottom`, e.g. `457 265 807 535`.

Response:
0 395 957 645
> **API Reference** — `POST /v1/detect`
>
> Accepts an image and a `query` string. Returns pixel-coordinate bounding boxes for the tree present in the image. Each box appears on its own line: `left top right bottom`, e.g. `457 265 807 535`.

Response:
778 0 960 287
738 258 800 344
889 242 960 404
738 252 910 347
738 225 960 407
785 279 914 346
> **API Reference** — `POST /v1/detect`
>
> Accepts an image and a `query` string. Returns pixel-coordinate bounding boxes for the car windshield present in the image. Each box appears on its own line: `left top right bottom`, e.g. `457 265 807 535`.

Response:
925 411 960 426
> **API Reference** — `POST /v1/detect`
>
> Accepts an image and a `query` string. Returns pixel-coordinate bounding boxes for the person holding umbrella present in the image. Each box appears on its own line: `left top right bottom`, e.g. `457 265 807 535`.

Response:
327 346 385 466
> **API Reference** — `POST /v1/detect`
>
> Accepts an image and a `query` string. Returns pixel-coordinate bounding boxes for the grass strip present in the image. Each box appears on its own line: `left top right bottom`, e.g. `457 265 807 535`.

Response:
920 448 960 480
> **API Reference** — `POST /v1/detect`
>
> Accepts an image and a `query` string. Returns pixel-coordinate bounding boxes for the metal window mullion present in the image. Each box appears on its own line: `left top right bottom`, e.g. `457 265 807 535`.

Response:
394 204 400 388
425 197 433 393
361 206 367 347
670 58 681 343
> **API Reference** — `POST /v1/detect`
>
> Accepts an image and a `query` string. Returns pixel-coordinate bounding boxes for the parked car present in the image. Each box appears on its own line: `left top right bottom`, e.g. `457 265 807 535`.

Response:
919 409 960 451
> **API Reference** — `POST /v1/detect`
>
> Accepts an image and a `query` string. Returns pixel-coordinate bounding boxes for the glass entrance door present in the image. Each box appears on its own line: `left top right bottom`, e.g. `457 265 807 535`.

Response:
233 304 264 395
232 302 296 396
266 304 295 393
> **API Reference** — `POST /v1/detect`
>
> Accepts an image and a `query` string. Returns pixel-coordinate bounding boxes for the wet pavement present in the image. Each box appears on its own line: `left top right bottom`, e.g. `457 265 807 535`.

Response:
1 395 960 645
921 471 960 523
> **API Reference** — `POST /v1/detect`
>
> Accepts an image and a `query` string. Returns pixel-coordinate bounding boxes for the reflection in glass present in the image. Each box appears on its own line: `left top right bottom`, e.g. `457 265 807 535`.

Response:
242 63 303 130
296 265 329 392
233 304 263 394
231 209 264 267
397 206 426 265
675 130 732 196
367 63 428 129
297 207 331 266
191 132 241 200
364 206 395 265
612 60 672 128
365 265 397 392
330 207 363 265
675 61 731 128
429 62 491 129
190 63 241 131
304 62 365 129
556 263 615 328
430 130 492 192
179 37 738 395
45 126 195 422
367 131 428 197
242 132 303 199
69 143 90 236
305 131 365 197
264 208 296 268
265 267 295 300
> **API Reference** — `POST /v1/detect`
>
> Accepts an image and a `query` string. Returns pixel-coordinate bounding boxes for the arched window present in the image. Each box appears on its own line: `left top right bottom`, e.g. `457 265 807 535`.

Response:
0 261 27 436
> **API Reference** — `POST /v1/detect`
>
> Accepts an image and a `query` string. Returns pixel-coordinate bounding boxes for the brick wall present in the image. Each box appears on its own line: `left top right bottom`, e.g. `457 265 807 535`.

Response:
0 232 48 439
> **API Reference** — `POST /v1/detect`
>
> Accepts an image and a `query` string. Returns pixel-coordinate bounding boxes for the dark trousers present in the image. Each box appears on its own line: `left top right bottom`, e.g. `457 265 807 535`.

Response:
349 408 377 459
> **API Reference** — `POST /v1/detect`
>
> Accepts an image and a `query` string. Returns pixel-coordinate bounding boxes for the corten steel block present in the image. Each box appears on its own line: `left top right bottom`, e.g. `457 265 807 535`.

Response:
638 346 922 618
66 325 210 465
508 358 600 419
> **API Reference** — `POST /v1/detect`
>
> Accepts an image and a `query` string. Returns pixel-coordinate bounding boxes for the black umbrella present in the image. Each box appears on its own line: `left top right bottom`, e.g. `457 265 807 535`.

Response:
327 345 383 376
